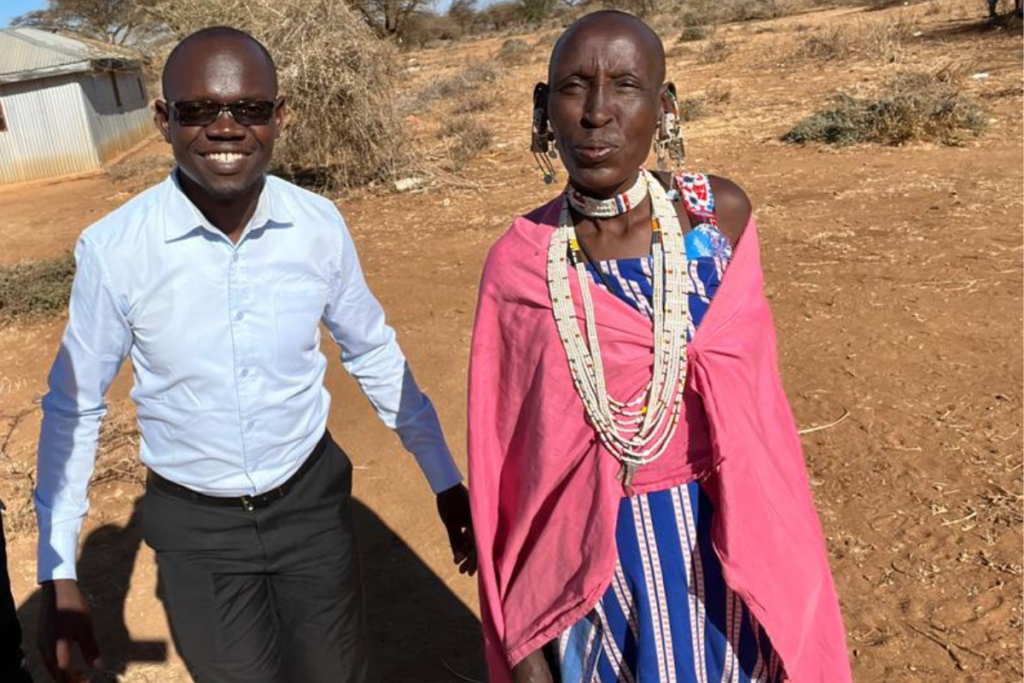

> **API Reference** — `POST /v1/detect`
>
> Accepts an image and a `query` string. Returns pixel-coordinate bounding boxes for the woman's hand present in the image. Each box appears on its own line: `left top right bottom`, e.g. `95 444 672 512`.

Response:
513 650 554 683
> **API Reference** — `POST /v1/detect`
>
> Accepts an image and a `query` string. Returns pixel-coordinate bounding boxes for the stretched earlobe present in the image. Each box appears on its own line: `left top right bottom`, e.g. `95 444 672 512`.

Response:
530 82 557 184
654 83 685 172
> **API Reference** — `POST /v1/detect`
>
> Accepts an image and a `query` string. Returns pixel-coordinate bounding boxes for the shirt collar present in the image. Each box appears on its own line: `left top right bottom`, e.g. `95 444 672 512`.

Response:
162 169 293 243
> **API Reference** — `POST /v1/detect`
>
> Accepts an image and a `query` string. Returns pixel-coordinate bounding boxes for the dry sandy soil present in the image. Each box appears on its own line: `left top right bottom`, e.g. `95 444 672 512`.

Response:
1 2 1021 681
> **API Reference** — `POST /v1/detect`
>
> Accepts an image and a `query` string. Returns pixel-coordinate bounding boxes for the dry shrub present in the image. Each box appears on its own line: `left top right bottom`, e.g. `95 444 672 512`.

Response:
714 0 794 21
534 30 560 48
496 37 532 65
666 44 691 59
454 92 494 114
437 115 493 170
401 13 465 48
106 154 174 186
0 251 75 323
797 16 913 64
698 36 732 63
704 81 733 105
686 0 797 23
678 25 710 42
678 81 732 121
147 0 412 190
678 96 707 121
421 62 499 102
783 67 988 146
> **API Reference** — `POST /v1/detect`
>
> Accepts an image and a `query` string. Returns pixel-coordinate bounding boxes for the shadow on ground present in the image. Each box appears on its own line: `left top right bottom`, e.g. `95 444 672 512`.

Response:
17 497 483 682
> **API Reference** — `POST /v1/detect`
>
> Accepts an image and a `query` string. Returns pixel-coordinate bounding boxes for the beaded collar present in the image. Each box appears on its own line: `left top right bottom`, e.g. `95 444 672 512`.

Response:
565 172 649 218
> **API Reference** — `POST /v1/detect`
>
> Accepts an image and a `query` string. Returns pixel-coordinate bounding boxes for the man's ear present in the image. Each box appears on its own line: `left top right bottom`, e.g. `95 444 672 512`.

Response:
274 96 287 131
154 99 171 143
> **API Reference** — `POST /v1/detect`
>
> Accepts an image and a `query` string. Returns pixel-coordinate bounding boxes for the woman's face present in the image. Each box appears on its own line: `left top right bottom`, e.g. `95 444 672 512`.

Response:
547 20 666 198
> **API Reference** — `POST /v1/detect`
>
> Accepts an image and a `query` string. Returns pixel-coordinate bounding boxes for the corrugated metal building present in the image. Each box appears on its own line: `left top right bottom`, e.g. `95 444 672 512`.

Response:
0 28 152 185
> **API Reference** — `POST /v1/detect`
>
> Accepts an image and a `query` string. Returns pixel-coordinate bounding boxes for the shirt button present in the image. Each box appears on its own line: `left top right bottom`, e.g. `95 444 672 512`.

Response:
235 311 244 321
233 253 240 262
240 368 250 378
246 420 256 431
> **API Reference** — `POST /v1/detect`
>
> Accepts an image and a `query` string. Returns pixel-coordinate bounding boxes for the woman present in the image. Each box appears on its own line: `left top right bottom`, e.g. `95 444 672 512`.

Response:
468 11 851 683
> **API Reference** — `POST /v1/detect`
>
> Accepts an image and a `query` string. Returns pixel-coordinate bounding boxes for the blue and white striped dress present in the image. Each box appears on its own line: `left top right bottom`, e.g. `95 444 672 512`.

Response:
551 178 784 683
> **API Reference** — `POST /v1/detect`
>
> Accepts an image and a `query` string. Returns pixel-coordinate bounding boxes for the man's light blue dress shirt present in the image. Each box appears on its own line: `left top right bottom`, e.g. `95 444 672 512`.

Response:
34 172 462 581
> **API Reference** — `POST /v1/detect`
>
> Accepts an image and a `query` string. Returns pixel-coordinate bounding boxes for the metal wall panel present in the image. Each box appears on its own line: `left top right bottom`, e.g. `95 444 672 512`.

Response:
80 69 152 163
0 75 98 184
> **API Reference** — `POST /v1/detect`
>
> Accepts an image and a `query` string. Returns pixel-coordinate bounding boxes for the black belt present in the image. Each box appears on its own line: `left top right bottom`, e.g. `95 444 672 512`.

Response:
147 431 331 512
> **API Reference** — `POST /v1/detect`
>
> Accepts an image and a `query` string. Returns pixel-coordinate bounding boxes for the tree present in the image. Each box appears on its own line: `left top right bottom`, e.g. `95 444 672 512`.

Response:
350 0 435 37
520 0 556 24
11 0 160 46
447 0 477 31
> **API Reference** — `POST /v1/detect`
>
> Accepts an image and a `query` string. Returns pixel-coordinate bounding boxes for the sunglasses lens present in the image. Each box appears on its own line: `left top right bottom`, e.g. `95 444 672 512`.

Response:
231 101 275 126
174 101 220 126
171 100 276 127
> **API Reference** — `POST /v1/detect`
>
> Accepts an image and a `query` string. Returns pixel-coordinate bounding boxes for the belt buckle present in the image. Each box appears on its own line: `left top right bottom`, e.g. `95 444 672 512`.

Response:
240 495 255 512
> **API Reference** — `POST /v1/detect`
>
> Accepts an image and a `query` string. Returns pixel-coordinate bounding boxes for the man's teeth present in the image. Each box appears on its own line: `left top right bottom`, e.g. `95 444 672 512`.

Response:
207 152 245 163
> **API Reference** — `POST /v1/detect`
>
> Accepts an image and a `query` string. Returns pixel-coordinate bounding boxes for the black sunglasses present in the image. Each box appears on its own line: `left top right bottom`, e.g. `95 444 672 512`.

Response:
169 99 279 127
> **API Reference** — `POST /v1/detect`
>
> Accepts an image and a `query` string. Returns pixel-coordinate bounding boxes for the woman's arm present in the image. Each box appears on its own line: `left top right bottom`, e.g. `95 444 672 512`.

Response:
513 650 555 683
708 175 753 247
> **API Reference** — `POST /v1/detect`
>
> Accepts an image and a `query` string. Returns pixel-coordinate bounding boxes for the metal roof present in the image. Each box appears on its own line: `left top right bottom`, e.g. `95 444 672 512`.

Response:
0 27 141 85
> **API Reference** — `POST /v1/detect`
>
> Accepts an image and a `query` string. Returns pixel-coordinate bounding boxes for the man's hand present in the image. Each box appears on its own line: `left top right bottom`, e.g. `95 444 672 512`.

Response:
513 650 554 683
436 484 477 576
37 579 104 683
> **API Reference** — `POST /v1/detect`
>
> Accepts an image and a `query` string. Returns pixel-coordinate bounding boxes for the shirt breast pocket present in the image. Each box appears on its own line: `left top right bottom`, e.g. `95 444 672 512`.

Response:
274 289 326 375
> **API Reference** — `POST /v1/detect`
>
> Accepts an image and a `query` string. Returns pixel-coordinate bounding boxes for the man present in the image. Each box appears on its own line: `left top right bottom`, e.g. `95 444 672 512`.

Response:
35 26 474 683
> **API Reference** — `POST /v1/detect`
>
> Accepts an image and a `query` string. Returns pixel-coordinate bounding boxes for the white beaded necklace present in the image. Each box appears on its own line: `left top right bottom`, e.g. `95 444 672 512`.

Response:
547 170 690 489
566 172 649 218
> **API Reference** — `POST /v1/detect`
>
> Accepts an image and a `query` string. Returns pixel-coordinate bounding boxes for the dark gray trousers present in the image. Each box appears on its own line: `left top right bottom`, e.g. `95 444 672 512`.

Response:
142 436 369 683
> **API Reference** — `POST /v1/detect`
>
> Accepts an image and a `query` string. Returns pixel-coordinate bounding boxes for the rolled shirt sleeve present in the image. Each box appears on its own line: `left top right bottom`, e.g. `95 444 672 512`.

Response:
321 213 462 494
35 237 132 582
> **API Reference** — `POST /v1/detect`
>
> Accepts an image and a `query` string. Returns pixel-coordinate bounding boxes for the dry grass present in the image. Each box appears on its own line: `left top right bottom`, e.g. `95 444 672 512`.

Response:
0 252 75 323
437 115 494 170
106 154 174 186
795 15 915 64
419 62 499 103
495 37 533 66
697 36 732 64
704 81 733 106
678 96 708 121
676 0 800 26
678 24 710 42
147 0 413 190
453 92 494 114
1 401 142 538
678 81 733 121
783 67 988 146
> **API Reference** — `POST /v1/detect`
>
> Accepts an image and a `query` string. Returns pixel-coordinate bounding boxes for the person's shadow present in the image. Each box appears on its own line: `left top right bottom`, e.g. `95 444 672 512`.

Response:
18 497 484 682
17 497 165 681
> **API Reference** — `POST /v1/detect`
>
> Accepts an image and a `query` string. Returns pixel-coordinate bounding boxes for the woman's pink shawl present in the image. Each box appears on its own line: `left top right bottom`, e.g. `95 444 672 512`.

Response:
468 197 851 682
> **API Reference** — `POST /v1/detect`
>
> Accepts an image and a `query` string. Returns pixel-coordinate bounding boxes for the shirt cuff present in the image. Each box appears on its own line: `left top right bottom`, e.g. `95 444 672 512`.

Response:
418 446 464 494
36 525 81 582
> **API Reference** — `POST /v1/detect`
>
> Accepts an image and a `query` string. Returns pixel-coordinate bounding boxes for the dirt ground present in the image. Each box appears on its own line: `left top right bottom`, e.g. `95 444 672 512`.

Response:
1 2 1022 681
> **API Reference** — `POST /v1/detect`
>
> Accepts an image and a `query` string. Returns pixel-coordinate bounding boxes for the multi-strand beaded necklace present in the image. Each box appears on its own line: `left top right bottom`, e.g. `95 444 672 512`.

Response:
548 170 690 489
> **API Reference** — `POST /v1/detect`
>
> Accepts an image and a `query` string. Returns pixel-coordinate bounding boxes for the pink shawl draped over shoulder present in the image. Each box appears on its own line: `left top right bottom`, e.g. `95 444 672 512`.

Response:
468 197 851 682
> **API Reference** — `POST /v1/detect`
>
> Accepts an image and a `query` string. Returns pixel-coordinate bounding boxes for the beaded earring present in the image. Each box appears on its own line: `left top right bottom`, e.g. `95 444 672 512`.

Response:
530 83 558 185
654 83 686 172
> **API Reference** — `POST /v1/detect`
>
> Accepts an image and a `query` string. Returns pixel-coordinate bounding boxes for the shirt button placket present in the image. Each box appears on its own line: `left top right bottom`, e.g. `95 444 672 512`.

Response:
230 246 257 486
